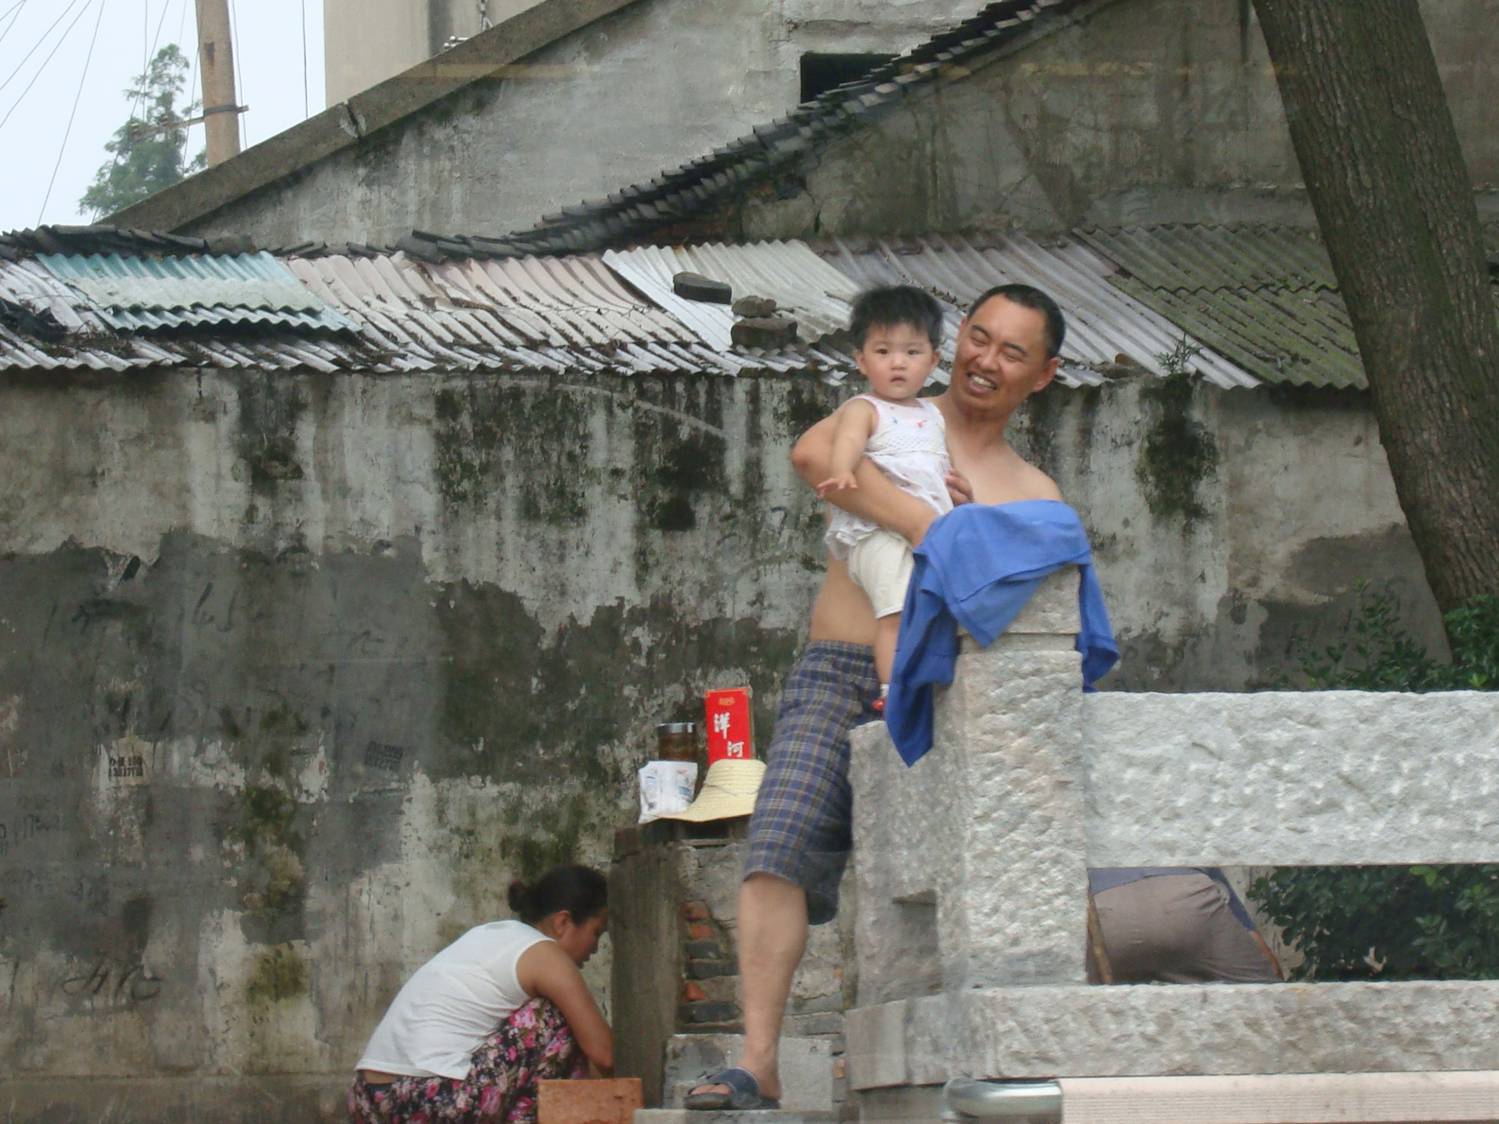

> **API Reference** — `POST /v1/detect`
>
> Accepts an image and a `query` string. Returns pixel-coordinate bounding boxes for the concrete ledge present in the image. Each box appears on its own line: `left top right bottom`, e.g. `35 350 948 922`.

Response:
1057 1071 1499 1123
846 981 1499 1090
662 1035 834 1112
0 1075 345 1123
1082 690 1499 866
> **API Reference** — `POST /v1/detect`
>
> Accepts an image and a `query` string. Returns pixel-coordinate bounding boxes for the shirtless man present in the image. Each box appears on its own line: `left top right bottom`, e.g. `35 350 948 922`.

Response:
686 283 1064 1111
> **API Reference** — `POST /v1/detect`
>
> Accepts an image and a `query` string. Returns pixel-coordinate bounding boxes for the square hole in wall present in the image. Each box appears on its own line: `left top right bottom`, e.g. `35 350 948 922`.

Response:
799 53 896 103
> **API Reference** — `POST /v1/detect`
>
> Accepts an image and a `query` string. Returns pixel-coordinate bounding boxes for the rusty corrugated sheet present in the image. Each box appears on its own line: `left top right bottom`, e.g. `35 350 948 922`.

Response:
1075 226 1365 389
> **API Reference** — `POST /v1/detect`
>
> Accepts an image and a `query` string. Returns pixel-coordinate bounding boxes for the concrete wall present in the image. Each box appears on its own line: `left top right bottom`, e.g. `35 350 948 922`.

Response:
0 365 1441 1118
723 0 1499 240
197 0 1499 249
0 367 831 1122
203 0 1004 247
325 0 554 104
1016 379 1446 690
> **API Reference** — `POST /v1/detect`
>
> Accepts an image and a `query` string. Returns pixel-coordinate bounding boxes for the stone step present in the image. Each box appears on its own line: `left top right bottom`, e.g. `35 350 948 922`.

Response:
661 1034 835 1113
636 1112 837 1124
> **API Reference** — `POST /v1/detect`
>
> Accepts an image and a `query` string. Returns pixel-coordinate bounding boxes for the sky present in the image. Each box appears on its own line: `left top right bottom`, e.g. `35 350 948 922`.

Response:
0 0 325 230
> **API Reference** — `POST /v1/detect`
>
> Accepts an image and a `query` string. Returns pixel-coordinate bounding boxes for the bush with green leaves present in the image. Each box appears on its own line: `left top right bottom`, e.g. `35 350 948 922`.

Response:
1250 589 1499 980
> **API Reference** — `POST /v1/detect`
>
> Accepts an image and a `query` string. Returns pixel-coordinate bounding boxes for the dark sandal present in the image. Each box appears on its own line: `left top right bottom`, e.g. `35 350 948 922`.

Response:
684 1066 781 1110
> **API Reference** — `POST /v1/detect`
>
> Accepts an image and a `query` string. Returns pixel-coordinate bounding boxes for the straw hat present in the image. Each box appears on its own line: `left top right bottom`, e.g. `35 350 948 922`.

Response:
663 759 767 823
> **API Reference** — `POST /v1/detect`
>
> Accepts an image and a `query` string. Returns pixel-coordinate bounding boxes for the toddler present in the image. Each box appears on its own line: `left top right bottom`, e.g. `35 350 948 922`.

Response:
817 285 952 697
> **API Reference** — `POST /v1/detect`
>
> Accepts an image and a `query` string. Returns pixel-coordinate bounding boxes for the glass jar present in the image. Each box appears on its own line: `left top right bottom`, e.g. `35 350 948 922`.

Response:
656 721 699 763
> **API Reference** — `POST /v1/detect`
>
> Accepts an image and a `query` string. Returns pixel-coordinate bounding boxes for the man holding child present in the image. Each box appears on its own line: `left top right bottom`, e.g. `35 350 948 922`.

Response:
686 283 1277 1112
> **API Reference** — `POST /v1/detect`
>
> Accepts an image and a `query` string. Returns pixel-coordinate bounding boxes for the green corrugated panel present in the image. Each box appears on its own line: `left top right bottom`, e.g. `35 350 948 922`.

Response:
1077 225 1338 294
37 251 358 334
1106 274 1366 389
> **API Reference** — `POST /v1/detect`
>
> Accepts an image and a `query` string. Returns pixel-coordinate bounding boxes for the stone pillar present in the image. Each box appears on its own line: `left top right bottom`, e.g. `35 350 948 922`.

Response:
851 569 1086 1001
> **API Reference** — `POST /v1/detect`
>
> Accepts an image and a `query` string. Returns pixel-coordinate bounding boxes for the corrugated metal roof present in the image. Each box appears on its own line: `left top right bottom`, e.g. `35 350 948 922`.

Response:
36 251 357 334
3 223 1412 391
1077 225 1338 294
603 241 863 352
1075 225 1365 389
286 251 848 376
819 233 1259 389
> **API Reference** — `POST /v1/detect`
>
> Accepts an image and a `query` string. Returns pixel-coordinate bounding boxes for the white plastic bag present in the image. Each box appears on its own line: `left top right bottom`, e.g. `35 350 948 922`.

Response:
638 760 698 823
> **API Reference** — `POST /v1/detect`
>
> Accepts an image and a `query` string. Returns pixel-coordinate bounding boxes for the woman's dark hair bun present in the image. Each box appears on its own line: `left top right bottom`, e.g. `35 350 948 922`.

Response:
508 865 607 925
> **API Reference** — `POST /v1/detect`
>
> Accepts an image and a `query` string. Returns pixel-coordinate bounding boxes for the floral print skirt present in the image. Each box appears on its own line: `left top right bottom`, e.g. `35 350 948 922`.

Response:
348 997 588 1123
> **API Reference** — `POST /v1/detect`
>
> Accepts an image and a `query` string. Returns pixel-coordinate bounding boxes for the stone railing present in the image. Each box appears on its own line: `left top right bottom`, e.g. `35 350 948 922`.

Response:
847 571 1499 1123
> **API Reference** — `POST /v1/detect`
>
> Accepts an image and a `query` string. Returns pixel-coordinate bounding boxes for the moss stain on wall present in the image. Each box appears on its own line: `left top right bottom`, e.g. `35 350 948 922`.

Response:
1137 368 1218 525
246 943 308 1005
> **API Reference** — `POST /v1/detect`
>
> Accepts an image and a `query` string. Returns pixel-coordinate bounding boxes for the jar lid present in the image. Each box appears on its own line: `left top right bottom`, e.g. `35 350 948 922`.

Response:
657 721 697 734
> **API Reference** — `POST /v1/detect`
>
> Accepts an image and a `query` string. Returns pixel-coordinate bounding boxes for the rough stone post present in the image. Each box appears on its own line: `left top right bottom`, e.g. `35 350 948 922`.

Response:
851 569 1087 999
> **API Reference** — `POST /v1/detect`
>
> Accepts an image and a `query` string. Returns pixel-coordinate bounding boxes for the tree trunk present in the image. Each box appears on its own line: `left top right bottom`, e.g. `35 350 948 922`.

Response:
1254 0 1499 615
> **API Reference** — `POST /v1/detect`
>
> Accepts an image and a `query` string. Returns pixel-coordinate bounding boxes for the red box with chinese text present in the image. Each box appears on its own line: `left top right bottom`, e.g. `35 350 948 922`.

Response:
704 687 754 763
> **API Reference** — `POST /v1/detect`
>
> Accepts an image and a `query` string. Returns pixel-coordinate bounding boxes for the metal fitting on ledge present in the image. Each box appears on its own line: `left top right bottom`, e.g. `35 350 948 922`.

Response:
941 1077 1063 1121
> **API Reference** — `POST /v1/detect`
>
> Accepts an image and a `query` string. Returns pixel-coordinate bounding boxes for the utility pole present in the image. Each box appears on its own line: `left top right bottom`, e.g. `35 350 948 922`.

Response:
195 0 242 166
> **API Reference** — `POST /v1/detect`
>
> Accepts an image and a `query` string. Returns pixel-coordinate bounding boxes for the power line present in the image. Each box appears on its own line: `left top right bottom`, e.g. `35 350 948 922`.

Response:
0 1 30 50
0 0 94 131
39 0 108 224
228 0 243 147
0 0 88 98
300 0 308 120
184 0 198 125
175 0 197 159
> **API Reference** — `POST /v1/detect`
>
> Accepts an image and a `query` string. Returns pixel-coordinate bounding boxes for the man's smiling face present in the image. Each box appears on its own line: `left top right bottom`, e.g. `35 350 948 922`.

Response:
950 295 1060 416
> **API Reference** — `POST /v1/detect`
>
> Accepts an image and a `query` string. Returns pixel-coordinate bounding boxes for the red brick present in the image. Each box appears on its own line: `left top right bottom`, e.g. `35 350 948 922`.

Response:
687 922 714 941
682 900 710 922
538 1078 643 1124
682 980 707 1002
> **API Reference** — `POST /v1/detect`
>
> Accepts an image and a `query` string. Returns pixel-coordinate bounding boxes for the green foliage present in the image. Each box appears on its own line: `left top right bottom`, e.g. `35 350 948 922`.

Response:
1251 589 1499 980
80 44 205 217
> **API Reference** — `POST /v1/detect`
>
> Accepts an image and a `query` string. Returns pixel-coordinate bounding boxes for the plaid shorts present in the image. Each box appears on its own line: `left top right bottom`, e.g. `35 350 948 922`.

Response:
745 641 881 925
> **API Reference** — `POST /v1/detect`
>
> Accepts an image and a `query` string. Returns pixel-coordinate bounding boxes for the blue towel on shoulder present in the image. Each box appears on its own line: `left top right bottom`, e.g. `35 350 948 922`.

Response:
886 500 1118 765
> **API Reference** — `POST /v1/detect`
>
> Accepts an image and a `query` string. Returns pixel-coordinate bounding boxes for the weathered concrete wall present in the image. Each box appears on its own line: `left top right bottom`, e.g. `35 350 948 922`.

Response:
1015 379 1446 690
0 367 834 1122
197 0 1005 248
730 0 1499 240
0 366 1441 1118
200 0 1499 248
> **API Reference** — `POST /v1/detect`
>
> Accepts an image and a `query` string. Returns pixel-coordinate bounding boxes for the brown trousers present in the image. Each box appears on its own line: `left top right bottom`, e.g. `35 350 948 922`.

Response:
1088 872 1281 984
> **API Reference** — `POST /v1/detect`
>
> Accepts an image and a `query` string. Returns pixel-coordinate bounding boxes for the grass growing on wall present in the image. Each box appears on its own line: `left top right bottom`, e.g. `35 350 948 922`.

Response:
1137 338 1218 525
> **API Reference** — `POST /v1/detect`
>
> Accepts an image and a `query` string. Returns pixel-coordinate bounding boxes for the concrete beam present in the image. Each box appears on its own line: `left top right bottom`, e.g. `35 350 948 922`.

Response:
1057 1072 1499 1123
1081 690 1499 867
111 0 643 234
846 981 1499 1091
